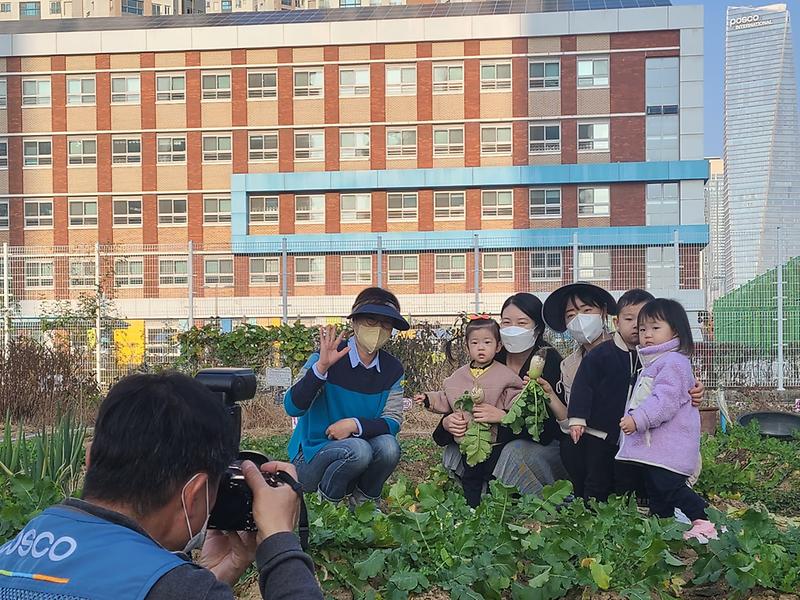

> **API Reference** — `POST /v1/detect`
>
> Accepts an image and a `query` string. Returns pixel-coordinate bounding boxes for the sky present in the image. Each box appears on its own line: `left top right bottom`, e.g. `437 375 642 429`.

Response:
670 0 800 157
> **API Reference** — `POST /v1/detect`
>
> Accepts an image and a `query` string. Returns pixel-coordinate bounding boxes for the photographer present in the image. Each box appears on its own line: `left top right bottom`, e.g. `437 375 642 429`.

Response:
0 372 323 600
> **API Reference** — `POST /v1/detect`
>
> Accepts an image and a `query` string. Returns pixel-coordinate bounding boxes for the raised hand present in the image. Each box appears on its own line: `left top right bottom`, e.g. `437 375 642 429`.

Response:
316 325 350 376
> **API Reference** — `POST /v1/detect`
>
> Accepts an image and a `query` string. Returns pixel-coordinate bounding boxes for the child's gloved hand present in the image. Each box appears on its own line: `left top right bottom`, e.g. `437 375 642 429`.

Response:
413 393 428 406
620 415 637 435
569 424 585 444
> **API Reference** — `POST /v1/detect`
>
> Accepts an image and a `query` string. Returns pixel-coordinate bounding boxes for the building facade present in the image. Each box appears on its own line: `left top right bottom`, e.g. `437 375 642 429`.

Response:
0 1 706 325
723 3 800 291
703 156 723 306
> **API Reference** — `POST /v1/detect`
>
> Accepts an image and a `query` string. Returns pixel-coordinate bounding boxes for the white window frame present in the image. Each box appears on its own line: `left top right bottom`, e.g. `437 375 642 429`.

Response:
433 126 464 157
646 246 677 291
111 137 142 165
23 138 52 167
247 70 277 100
24 199 53 228
202 135 232 163
529 188 562 219
67 137 97 166
578 122 610 152
480 61 512 91
341 255 372 285
340 194 372 223
577 57 609 88
113 197 143 226
110 74 140 104
340 130 370 160
387 192 417 222
0 199 9 229
203 196 231 224
530 251 562 281
201 72 231 101
294 256 325 285
339 66 370 97
158 196 187 226
293 68 324 98
433 62 464 94
69 259 96 288
157 136 186 164
248 131 278 162
433 191 465 220
646 114 679 162
386 128 417 158
387 254 419 283
481 190 513 219
159 257 189 286
146 328 180 359
25 260 54 289
482 253 514 282
0 78 6 108
204 256 234 286
578 187 610 217
114 258 144 288
295 195 325 224
249 195 279 224
528 60 560 90
434 253 466 283
22 78 51 107
155 73 185 102
0 138 6 169
578 250 611 281
645 182 680 226
386 64 416 96
66 76 95 105
249 257 280 286
480 125 512 156
294 130 324 161
529 122 561 154
68 197 98 227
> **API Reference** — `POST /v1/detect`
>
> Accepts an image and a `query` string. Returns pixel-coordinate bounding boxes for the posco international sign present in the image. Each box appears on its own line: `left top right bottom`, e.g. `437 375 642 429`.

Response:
729 14 774 30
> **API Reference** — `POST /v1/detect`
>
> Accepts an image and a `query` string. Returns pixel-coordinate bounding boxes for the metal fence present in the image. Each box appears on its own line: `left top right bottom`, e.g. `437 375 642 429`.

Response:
0 226 796 389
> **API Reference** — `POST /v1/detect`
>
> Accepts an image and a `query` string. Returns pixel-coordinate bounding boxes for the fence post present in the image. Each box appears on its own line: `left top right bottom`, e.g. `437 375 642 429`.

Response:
776 226 785 391
376 235 383 288
94 242 102 388
473 233 480 312
2 243 9 353
281 237 288 325
673 228 681 292
572 232 579 282
187 240 194 329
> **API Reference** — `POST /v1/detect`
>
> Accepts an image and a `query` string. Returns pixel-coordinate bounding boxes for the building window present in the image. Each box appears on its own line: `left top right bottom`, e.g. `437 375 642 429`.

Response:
24 139 52 167
433 126 464 157
480 61 512 91
294 130 324 161
0 4 11 13
25 260 54 289
529 122 561 153
530 251 562 281
19 1 41 16
0 139 6 168
67 138 97 166
480 125 512 155
202 135 232 162
111 75 140 104
0 199 8 229
646 183 680 225
435 254 466 282
578 251 611 280
386 128 417 158
0 79 6 107
221 0 231 11
387 255 418 283
295 256 324 284
646 115 679 161
204 257 234 286
250 257 279 286
341 194 371 223
339 67 370 97
156 74 185 102
249 196 278 224
121 0 143 13
69 198 98 227
577 57 609 88
157 136 186 163
146 328 177 358
529 60 560 89
158 197 187 225
434 191 465 220
387 192 417 221
69 260 95 288
66 76 95 105
482 253 514 282
248 70 277 99
294 69 323 98
201 72 231 100
578 187 610 217
159 258 189 286
530 188 561 218
295 195 324 224
22 79 50 106
578 122 609 152
151 3 162 14
249 132 278 162
646 247 677 291
114 258 144 287
203 196 231 224
341 256 372 285
386 64 416 95
113 198 142 226
481 190 513 219
340 130 370 160
646 57 679 114
112 137 141 164
24 199 53 228
433 63 464 93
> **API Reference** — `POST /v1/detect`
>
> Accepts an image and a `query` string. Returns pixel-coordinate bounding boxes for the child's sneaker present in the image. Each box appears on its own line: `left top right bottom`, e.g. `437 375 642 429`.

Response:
683 519 718 543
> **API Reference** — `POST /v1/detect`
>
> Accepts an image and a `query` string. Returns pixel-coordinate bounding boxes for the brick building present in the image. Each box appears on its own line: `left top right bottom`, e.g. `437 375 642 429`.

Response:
0 0 707 326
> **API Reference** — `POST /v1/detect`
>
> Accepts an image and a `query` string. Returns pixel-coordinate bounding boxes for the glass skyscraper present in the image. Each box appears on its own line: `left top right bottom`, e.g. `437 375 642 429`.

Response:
723 3 799 290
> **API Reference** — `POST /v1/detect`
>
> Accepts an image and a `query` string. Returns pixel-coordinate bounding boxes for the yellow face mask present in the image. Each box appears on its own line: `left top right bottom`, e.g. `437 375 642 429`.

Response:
354 323 392 355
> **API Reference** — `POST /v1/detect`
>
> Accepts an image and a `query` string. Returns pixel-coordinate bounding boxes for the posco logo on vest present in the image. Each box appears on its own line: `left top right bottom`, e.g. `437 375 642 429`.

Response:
0 528 78 562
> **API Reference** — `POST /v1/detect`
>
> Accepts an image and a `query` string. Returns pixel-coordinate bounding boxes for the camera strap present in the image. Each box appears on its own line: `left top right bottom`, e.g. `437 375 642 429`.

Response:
273 471 310 551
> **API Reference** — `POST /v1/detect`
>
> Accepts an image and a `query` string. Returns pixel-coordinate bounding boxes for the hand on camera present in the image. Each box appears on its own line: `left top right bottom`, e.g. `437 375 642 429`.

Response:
242 460 301 545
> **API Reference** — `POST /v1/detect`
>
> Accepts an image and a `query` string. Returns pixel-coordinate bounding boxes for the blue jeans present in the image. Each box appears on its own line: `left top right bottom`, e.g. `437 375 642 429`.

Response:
293 434 401 502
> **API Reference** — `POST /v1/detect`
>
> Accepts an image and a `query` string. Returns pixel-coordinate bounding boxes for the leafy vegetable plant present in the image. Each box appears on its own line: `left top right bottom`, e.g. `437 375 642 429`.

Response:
502 350 550 441
454 390 491 467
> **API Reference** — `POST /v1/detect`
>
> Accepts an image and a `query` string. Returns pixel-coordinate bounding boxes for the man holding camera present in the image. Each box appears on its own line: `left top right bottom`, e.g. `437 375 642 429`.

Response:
0 372 323 600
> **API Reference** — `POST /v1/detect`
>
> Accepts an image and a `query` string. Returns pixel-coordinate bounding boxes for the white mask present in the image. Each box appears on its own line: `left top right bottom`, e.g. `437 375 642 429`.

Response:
566 313 605 345
181 473 210 554
499 326 538 353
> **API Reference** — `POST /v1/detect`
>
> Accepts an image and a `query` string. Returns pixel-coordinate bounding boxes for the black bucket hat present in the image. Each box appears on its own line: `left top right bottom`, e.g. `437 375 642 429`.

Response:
348 302 410 331
542 282 618 333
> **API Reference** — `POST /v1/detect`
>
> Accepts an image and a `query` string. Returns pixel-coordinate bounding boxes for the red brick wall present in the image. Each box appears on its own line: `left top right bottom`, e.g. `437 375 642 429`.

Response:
323 47 339 124
325 193 340 233
610 52 644 114
561 185 578 228
419 253 434 294
232 49 249 175
610 30 679 50
464 122 480 167
370 45 386 122
610 183 646 226
279 194 296 235
465 189 481 230
371 191 387 232
277 48 294 172
610 116 645 163
325 254 341 296
418 190 434 231
513 187 529 229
